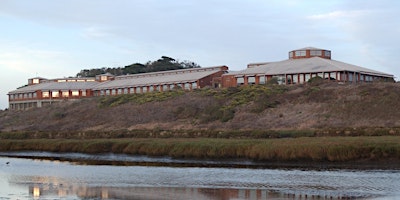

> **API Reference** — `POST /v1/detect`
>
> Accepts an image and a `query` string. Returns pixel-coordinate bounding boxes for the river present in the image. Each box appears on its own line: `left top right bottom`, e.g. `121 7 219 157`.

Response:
0 153 399 200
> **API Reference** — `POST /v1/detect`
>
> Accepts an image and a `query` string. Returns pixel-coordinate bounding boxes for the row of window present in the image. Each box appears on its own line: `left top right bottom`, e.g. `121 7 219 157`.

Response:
236 72 384 85
289 50 331 58
9 90 87 100
9 92 37 100
42 90 86 98
96 82 198 96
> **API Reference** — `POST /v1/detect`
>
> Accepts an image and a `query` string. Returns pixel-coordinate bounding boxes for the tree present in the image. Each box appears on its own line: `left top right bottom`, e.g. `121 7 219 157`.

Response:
76 56 201 77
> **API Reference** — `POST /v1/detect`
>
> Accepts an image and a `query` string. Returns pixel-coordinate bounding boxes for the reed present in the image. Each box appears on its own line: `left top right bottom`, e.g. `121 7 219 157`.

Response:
1 136 399 163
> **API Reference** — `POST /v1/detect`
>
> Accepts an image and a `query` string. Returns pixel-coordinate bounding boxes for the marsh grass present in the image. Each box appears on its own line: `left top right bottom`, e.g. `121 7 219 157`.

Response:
1 136 399 162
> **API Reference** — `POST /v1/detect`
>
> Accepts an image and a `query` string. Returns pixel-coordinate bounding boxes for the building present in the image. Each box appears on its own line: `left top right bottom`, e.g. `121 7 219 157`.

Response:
7 66 228 110
7 47 396 110
92 66 228 96
221 47 394 87
7 77 98 110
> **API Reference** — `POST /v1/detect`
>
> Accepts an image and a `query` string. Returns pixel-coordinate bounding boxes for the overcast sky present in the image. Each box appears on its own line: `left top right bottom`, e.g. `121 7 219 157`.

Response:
1 0 400 109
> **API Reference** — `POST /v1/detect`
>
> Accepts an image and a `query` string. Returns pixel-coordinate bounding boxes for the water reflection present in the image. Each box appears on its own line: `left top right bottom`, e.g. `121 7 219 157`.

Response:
27 184 291 200
1 155 400 200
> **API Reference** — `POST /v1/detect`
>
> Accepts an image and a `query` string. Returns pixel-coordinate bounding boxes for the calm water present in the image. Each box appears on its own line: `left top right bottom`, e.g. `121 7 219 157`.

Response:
0 154 400 200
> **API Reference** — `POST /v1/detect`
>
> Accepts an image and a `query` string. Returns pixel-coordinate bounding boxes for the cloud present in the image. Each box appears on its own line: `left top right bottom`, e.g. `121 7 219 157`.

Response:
81 26 115 39
307 10 368 20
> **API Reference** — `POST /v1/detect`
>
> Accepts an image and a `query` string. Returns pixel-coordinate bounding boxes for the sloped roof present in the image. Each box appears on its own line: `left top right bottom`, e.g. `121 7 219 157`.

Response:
292 47 328 51
93 66 226 90
228 57 393 77
8 81 99 94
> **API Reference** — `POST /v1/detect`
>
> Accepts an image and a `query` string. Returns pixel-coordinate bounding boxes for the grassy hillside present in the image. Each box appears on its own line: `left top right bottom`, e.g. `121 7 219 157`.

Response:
1 82 400 133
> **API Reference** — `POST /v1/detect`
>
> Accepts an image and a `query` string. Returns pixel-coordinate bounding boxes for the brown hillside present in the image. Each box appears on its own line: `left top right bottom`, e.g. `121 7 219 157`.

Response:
1 82 400 132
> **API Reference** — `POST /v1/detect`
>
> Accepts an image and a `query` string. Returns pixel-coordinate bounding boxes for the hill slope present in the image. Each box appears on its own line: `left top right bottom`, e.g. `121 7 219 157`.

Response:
1 82 400 133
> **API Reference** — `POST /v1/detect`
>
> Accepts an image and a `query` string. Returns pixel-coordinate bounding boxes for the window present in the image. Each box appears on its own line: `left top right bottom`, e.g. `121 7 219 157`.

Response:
33 93 37 98
163 85 169 91
142 86 147 93
192 82 198 89
325 51 331 57
259 76 266 84
62 91 69 97
295 50 306 56
248 76 255 84
156 85 160 91
72 91 79 96
292 74 298 84
149 86 154 92
184 83 191 90
106 90 110 95
42 91 50 98
299 74 305 84
23 93 27 98
274 75 285 85
124 88 128 94
360 75 364 81
289 52 294 58
10 94 14 100
305 74 311 82
286 75 292 84
237 77 244 85
330 72 336 80
310 50 322 56
118 89 122 94
33 79 40 84
101 76 108 81
130 88 135 94
111 89 116 95
52 91 59 98
82 90 87 96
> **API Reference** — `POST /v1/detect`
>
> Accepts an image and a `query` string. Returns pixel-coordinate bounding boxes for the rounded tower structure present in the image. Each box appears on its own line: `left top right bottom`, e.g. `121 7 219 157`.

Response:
288 47 331 60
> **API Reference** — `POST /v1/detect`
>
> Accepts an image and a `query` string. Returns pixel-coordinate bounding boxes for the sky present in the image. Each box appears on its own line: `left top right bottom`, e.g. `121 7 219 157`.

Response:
1 0 400 109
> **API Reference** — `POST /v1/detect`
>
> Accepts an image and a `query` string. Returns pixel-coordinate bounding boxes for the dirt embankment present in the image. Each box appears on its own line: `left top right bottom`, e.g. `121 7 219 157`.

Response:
1 82 400 133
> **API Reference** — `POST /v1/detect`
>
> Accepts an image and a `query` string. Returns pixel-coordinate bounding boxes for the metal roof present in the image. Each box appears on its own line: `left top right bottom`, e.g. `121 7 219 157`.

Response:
292 47 328 51
227 57 393 77
8 81 99 94
93 66 225 90
7 66 227 94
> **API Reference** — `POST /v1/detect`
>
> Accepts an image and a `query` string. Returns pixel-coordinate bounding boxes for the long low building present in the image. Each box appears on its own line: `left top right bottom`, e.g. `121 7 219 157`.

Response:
7 47 396 110
92 66 228 96
222 47 394 87
8 66 228 110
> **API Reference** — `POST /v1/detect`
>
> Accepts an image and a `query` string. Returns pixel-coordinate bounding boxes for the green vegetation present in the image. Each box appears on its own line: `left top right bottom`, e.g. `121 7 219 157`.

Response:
1 136 399 163
76 56 200 77
98 90 186 107
190 85 288 121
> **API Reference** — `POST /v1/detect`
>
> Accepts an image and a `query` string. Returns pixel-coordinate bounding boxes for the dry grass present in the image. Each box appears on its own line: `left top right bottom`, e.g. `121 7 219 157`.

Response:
1 82 400 132
1 136 399 162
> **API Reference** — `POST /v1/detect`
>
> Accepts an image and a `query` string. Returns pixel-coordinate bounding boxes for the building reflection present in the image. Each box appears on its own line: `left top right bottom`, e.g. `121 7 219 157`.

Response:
28 183 290 200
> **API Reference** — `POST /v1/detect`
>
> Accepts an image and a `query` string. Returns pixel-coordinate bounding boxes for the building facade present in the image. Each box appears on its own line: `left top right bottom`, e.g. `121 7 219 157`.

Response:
92 66 228 96
7 77 97 110
7 66 228 110
222 47 394 87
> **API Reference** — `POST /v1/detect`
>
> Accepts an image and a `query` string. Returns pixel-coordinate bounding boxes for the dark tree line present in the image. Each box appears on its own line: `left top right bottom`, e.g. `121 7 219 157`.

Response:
76 56 201 77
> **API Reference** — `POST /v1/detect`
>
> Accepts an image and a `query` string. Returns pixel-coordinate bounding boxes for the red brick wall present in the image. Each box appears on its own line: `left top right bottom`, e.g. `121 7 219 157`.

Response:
221 75 237 88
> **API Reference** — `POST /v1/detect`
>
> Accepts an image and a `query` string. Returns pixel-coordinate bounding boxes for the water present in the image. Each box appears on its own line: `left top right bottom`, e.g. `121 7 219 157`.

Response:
0 154 399 200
